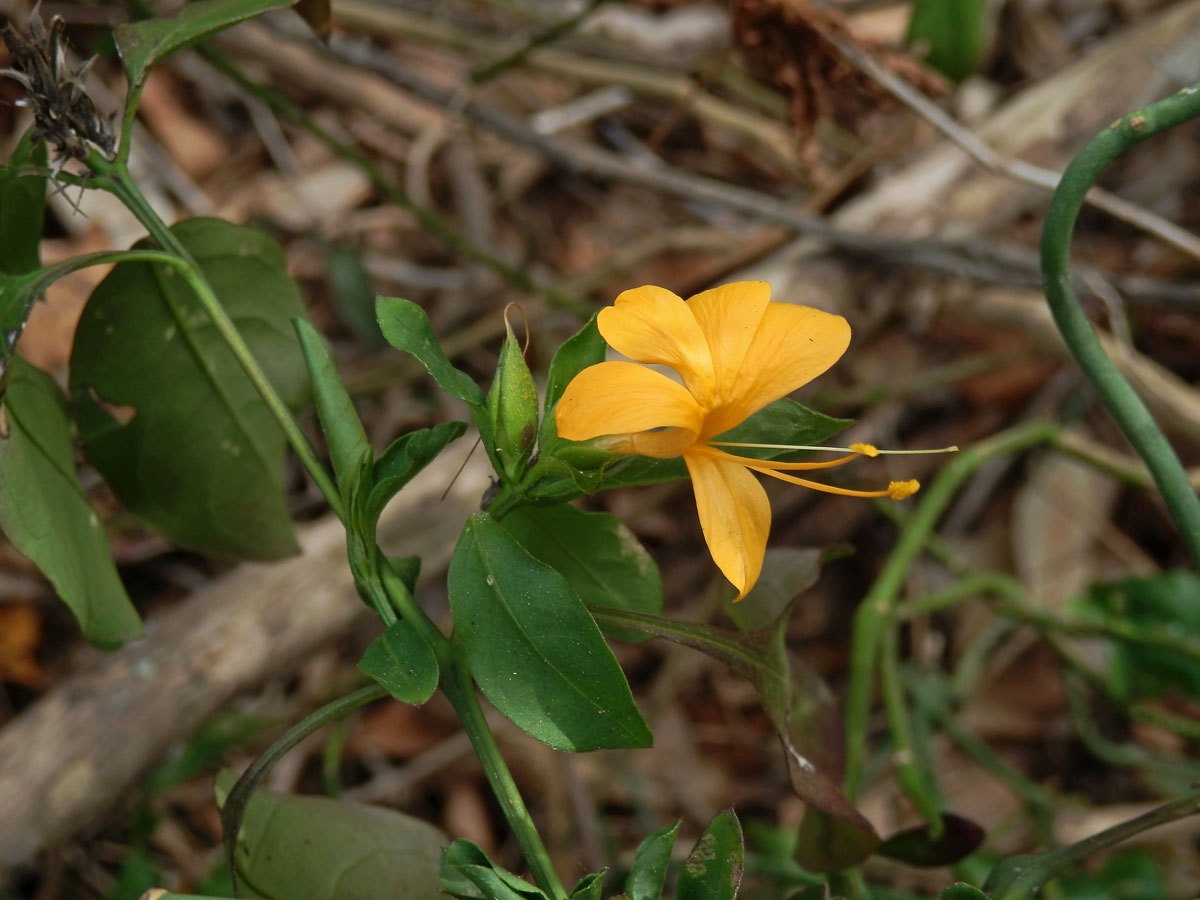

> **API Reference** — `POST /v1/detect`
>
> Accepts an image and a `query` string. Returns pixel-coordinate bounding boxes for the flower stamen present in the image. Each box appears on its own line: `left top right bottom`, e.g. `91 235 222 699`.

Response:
710 440 959 456
747 465 922 500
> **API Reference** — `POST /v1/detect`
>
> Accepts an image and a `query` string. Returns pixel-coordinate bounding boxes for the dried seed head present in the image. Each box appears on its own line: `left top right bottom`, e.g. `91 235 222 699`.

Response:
1 4 115 163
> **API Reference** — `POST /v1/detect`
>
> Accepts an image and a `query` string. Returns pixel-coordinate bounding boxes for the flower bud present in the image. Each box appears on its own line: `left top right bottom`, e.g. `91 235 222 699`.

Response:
486 306 539 480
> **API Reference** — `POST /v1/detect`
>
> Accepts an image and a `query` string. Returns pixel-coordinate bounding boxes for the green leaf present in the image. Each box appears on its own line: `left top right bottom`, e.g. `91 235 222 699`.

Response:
569 871 606 900
794 807 881 876
358 617 439 705
981 792 1200 900
501 504 662 643
539 313 604 446
217 773 447 900
326 246 383 349
875 813 985 867
0 357 141 645
389 554 422 595
377 296 486 407
441 840 549 900
0 131 46 276
625 820 680 900
449 513 652 751
1050 850 1166 900
115 0 297 91
294 318 370 497
218 685 387 893
906 0 986 82
0 269 46 393
69 218 307 560
1072 571 1200 701
676 809 743 900
361 421 468 536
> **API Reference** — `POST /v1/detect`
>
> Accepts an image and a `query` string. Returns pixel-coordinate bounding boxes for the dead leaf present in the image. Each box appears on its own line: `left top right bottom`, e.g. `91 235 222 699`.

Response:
730 0 944 149
0 604 44 687
1013 441 1120 608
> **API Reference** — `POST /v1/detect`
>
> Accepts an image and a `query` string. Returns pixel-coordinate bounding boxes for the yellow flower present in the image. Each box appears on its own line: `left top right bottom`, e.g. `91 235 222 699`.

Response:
554 281 919 600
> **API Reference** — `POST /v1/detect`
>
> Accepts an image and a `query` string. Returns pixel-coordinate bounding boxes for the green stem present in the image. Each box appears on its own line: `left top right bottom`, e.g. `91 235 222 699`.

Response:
1041 84 1200 565
985 789 1200 900
879 626 943 832
375 546 451 656
440 657 568 900
373 558 561 895
85 153 344 520
84 85 558 898
895 570 1024 620
221 683 388 894
843 420 1060 800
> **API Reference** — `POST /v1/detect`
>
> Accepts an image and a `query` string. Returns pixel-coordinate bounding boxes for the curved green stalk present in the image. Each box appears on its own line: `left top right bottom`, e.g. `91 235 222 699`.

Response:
1041 84 1200 564
842 420 1060 800
221 683 388 895
440 656 569 900
879 626 943 833
985 789 1200 900
84 152 344 521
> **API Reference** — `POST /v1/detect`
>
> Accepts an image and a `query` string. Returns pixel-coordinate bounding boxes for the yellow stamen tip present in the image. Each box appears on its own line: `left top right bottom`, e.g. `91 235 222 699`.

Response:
888 479 920 500
849 442 879 458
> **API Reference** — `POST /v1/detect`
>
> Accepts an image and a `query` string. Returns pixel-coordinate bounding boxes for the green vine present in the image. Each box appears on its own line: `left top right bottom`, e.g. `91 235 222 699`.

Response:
1040 84 1200 565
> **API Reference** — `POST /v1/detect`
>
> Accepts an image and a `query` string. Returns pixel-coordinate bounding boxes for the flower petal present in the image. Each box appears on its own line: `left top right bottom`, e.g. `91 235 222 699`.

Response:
598 285 715 401
684 447 770 600
686 281 770 402
700 302 850 439
555 360 703 456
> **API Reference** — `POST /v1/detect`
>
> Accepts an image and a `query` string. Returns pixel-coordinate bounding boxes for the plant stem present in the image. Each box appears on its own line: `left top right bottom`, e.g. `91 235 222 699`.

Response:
221 683 388 893
440 657 569 900
1041 83 1200 565
842 420 1060 800
879 626 943 832
86 82 560 899
86 153 344 520
985 789 1200 900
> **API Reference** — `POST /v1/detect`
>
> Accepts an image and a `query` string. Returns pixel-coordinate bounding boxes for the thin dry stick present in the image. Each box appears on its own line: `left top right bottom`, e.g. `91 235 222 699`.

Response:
826 32 1200 263
322 34 1200 309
